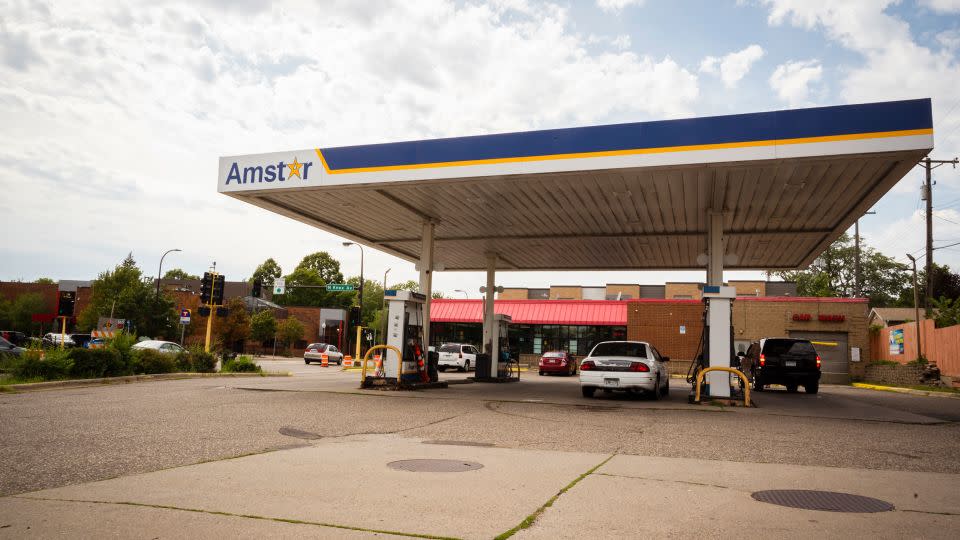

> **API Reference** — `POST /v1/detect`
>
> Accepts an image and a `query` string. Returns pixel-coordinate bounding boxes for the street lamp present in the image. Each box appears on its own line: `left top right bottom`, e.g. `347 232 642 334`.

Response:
156 249 182 301
382 268 391 309
454 289 468 298
906 254 923 360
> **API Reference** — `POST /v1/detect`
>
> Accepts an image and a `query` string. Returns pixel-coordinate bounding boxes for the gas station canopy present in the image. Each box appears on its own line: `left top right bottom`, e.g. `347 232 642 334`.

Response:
219 99 932 271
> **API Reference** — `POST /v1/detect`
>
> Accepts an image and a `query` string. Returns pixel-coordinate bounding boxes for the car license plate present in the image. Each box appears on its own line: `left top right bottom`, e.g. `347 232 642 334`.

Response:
604 378 619 387
785 360 797 367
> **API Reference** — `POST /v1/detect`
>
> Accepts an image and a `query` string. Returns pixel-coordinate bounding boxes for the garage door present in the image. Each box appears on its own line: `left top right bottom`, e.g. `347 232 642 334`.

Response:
788 331 849 384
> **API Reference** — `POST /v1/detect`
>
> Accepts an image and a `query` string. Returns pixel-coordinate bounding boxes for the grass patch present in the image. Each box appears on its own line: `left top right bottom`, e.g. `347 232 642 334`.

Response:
860 381 960 394
495 454 615 539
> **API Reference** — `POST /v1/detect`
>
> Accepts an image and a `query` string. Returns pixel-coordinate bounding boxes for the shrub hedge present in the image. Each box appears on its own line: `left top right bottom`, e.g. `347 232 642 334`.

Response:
222 355 261 373
68 348 127 378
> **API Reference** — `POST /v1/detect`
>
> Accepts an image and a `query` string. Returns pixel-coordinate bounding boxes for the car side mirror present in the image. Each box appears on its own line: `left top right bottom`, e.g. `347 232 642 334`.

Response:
661 356 670 362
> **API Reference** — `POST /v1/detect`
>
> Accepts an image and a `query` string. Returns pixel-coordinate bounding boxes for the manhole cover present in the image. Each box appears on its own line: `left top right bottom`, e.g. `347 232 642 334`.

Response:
387 459 483 472
751 490 894 513
423 440 495 447
278 427 322 440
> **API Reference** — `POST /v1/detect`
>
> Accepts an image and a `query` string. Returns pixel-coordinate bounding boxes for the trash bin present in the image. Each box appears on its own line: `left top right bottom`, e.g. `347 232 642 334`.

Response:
427 350 439 382
475 353 491 379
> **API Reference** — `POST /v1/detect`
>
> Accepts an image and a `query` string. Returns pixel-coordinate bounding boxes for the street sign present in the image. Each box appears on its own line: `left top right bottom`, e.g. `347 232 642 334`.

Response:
180 308 191 325
326 284 355 291
273 278 286 295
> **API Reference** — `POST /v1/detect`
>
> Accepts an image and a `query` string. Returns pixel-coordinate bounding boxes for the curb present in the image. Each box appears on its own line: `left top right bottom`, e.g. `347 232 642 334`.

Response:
852 382 960 399
1 372 290 393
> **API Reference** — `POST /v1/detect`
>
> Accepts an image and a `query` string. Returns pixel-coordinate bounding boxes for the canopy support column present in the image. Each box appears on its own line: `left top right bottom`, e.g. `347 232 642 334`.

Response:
483 253 497 375
704 211 733 398
420 221 435 351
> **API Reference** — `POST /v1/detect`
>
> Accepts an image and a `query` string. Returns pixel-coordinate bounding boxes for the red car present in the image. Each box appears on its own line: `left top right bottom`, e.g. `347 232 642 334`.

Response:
538 351 577 376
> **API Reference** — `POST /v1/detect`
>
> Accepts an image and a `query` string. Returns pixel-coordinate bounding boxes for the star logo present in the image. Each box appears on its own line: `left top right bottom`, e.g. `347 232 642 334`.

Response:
287 157 304 179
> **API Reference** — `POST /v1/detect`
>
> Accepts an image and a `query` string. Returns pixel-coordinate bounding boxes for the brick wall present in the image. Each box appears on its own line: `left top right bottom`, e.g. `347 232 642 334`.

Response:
665 283 701 299
730 281 765 297
628 301 703 374
606 284 640 300
549 286 582 300
0 282 58 314
864 364 924 385
498 288 529 300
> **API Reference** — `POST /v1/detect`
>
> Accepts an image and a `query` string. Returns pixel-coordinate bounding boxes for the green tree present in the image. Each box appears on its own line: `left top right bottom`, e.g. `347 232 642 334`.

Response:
251 258 282 287
390 280 420 292
771 234 909 307
34 277 55 285
932 296 960 328
276 317 305 354
297 252 344 284
250 310 278 344
163 268 200 280
0 292 46 334
77 253 176 338
346 276 384 327
217 297 251 353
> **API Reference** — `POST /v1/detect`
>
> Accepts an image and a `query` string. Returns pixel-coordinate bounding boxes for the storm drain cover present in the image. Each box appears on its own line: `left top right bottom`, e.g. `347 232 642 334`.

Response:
278 427 322 440
387 459 483 472
751 490 894 513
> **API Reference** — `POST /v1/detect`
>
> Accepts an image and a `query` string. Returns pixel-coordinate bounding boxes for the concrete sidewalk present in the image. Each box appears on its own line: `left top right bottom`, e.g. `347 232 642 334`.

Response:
2 434 957 539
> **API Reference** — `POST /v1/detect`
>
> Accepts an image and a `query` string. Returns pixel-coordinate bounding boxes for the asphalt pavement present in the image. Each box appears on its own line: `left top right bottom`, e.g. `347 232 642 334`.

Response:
1 358 958 538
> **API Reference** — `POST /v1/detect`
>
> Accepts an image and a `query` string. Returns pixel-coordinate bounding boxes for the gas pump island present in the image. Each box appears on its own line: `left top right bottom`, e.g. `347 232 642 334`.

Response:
217 99 933 400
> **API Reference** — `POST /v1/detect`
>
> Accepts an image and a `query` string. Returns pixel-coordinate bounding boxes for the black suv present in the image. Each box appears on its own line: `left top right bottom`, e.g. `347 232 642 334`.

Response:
741 338 821 394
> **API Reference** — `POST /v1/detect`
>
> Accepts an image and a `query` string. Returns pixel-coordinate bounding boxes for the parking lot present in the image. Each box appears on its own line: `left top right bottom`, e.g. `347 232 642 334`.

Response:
1 361 959 538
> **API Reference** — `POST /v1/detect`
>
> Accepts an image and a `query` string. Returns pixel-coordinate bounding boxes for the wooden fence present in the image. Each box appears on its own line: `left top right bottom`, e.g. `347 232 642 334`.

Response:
870 319 960 377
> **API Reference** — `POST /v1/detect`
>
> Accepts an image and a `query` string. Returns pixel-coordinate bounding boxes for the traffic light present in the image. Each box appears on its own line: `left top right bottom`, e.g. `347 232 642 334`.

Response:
349 306 361 327
251 278 262 298
197 306 211 316
216 306 229 317
212 274 226 305
200 272 213 304
57 291 76 316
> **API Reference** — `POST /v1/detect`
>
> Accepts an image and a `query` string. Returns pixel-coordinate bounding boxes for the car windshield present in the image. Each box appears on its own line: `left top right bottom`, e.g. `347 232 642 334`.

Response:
543 352 565 358
590 342 648 358
764 339 816 356
439 344 460 353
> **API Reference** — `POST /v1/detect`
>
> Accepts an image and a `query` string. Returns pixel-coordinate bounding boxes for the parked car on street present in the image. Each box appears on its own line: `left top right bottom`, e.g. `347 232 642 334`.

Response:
42 333 76 348
70 334 92 349
579 341 670 399
437 343 478 372
741 338 821 394
0 330 28 347
0 336 25 357
303 343 344 365
538 351 577 376
131 340 187 354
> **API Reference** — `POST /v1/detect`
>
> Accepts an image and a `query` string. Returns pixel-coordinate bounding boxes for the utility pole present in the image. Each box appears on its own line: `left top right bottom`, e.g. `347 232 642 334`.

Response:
920 157 959 316
906 254 922 361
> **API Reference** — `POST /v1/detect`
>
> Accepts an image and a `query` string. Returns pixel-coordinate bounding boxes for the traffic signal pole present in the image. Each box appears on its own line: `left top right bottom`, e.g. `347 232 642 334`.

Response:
60 317 67 350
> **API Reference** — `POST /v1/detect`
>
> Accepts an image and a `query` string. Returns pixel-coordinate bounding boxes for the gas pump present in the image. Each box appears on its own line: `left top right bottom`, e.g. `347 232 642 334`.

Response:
689 285 738 400
479 313 514 380
382 289 428 383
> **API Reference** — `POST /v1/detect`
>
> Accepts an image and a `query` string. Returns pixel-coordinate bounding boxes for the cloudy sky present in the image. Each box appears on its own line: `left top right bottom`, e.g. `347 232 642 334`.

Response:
2 0 960 296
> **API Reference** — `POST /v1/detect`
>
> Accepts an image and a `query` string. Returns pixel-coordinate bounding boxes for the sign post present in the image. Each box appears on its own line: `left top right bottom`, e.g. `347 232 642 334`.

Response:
179 309 191 346
273 278 286 295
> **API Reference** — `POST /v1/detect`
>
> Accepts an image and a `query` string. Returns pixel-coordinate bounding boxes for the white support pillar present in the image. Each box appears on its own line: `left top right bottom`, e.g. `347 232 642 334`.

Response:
705 211 732 398
483 253 497 375
420 221 435 350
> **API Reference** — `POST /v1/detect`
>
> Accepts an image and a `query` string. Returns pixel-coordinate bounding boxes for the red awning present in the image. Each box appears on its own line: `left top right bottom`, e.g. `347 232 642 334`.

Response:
430 299 628 326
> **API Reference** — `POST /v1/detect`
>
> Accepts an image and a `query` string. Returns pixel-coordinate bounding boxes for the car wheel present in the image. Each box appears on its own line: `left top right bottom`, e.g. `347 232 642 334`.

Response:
582 387 595 398
805 380 819 394
664 376 670 395
786 384 799 393
538 370 544 376
304 359 310 365
338 358 343 366
650 376 662 401
463 360 470 372
752 377 763 391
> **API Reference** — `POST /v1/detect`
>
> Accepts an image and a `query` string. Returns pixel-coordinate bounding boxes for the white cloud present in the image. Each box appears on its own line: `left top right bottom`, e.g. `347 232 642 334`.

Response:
768 59 823 106
0 0 700 283
920 0 960 13
596 0 645 13
699 44 765 88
